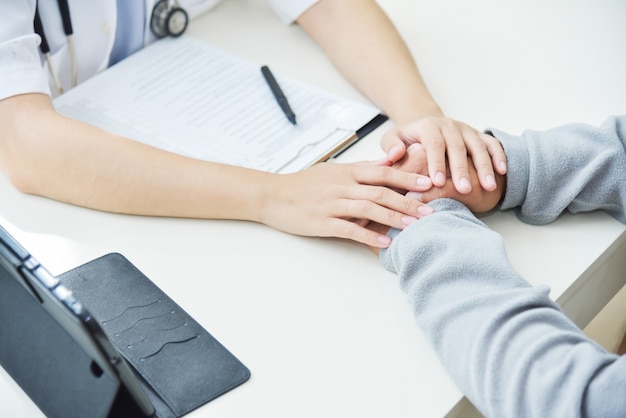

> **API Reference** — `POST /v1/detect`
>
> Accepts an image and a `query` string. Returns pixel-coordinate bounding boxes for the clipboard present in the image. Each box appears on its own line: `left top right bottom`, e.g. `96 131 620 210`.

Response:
52 36 387 174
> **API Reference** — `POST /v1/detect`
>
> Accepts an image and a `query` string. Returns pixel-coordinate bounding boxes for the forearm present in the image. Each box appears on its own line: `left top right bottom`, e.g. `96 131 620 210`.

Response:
493 115 626 224
297 0 442 124
0 93 268 220
1 94 439 248
381 199 626 417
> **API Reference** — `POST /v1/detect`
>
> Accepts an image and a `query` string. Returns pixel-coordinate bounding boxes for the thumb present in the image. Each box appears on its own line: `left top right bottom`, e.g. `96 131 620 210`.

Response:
380 128 407 163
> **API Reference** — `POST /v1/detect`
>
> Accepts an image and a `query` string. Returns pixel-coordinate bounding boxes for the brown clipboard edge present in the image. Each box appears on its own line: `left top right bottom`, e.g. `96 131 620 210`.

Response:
315 113 389 164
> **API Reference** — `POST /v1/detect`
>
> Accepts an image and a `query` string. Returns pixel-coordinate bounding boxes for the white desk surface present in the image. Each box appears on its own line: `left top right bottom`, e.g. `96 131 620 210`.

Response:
2 1 626 417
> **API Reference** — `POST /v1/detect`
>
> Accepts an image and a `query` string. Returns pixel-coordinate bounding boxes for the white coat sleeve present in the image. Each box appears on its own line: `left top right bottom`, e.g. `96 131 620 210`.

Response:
266 0 319 24
0 0 51 100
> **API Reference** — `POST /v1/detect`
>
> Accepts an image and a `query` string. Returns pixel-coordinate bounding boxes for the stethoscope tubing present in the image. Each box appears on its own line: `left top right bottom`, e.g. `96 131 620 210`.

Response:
34 0 77 94
34 0 188 95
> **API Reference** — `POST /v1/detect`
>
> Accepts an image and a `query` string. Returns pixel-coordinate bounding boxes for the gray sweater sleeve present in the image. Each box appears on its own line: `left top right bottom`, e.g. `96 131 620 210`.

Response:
381 199 626 418
490 115 626 224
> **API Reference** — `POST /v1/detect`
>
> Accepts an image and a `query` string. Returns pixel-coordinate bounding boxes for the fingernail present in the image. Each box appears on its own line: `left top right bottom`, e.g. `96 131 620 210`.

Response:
405 191 422 200
460 177 471 191
499 161 507 173
378 235 391 247
416 176 431 187
402 216 418 226
435 171 446 185
418 205 434 216
485 174 496 188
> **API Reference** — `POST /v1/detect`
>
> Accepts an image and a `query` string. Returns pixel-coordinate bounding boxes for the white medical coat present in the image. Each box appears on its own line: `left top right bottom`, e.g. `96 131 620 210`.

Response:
0 0 317 100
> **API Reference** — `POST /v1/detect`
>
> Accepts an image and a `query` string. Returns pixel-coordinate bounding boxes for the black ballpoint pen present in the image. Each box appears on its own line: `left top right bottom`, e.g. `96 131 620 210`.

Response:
261 65 297 125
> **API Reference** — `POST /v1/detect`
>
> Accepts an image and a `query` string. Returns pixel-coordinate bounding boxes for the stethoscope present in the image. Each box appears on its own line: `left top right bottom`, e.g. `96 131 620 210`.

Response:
150 0 189 39
34 0 189 94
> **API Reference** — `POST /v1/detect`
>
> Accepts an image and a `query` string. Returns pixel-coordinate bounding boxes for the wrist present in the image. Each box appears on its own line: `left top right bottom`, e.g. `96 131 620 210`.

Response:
389 101 443 125
254 172 280 225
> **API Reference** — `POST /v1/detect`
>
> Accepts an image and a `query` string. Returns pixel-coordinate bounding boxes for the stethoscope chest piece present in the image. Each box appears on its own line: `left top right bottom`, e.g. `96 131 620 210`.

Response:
151 0 189 38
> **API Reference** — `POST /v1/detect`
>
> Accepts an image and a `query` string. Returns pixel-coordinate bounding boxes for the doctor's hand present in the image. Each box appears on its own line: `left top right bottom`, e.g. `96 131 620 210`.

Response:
381 116 507 194
258 161 434 249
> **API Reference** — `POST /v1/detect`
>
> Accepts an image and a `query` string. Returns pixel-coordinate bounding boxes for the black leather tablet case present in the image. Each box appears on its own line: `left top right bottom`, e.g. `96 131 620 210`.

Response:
0 252 250 418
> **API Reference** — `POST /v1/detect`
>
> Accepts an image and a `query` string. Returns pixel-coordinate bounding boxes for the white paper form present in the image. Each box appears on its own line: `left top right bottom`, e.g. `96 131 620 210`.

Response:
53 36 382 173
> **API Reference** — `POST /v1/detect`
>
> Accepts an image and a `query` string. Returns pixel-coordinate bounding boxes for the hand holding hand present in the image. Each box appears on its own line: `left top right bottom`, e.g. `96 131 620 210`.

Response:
396 143 505 214
363 142 505 256
381 116 507 194
259 161 435 249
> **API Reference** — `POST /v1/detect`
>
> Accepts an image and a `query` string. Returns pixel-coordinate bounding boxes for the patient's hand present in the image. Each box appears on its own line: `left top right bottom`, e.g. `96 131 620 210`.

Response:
392 143 505 213
391 143 431 177
365 143 504 255
413 160 505 213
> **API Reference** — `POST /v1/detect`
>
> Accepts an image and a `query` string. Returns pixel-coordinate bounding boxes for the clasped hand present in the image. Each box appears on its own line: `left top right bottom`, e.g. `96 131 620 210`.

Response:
260 116 505 250
381 116 507 213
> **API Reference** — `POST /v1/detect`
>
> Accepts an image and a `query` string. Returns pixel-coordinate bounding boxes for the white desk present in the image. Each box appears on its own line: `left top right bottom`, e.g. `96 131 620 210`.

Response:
2 1 626 417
